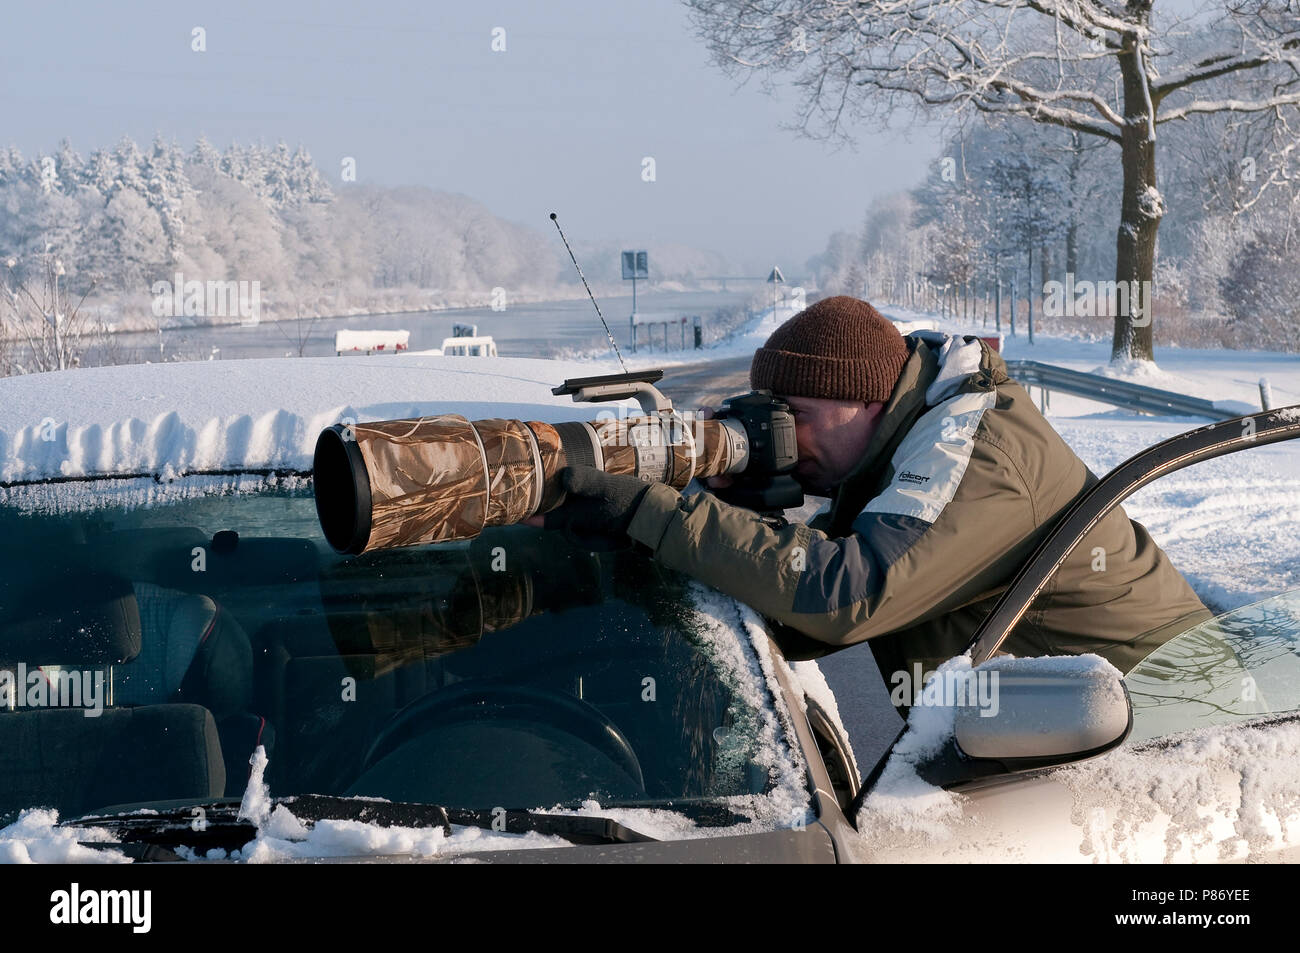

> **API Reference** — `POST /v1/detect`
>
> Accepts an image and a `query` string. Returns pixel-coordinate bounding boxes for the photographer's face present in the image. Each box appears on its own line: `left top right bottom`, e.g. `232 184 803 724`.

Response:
781 395 885 496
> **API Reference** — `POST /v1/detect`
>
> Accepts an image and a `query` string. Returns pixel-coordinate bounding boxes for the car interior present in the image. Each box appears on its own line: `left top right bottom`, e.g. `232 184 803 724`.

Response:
0 490 770 823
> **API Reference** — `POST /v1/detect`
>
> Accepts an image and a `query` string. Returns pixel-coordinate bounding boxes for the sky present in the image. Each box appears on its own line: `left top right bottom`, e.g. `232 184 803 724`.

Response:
0 0 944 274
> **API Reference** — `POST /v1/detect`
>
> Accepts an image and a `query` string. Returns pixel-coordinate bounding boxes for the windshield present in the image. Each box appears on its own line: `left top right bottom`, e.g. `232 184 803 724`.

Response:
0 475 799 825
1124 590 1300 745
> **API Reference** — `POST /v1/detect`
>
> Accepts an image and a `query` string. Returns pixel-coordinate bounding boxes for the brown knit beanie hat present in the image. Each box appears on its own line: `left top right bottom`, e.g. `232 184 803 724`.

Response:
750 296 909 402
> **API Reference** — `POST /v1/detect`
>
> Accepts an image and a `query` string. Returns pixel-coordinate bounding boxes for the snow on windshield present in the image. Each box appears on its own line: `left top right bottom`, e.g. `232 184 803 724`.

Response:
790 660 860 781
677 586 811 829
230 745 573 862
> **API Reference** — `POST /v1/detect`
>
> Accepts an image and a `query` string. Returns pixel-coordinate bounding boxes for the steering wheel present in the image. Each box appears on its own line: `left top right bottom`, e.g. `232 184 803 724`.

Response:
361 680 646 791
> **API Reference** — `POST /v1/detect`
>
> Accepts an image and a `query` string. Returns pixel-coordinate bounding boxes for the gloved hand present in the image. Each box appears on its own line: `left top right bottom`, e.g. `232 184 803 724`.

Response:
543 467 653 551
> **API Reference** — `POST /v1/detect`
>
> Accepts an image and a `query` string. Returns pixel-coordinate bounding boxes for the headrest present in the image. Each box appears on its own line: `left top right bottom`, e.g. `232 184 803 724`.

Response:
0 571 141 665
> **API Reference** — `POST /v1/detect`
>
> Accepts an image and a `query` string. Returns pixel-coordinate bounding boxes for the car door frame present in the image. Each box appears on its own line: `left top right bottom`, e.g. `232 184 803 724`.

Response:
966 405 1300 666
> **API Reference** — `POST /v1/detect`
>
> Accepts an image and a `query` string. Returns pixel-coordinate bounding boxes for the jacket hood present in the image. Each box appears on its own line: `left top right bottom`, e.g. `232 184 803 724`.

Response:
906 330 1000 406
821 331 1005 536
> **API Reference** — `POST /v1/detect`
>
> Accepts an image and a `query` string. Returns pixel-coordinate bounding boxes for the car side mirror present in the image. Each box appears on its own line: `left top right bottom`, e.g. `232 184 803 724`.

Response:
916 657 1132 789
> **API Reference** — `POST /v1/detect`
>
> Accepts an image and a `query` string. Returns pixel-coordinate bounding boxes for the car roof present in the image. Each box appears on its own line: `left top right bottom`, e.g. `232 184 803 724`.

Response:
0 355 634 483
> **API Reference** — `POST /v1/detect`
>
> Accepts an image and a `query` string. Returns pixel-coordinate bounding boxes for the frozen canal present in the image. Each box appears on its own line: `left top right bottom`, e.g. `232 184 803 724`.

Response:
103 289 754 363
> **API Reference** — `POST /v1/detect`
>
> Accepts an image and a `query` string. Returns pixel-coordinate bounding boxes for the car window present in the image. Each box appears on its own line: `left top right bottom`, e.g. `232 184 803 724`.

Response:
1124 590 1300 745
1098 434 1300 746
958 415 1299 751
0 475 802 823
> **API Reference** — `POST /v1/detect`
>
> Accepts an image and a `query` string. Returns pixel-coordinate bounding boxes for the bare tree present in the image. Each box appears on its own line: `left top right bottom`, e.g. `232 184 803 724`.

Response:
1 246 103 374
274 292 322 357
685 0 1300 361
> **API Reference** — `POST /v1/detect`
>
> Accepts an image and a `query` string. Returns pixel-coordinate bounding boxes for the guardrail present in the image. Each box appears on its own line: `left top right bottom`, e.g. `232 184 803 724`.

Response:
1004 360 1239 421
630 313 701 353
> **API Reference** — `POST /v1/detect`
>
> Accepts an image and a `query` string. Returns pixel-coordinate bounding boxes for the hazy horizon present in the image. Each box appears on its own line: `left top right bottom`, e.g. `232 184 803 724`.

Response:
0 0 945 275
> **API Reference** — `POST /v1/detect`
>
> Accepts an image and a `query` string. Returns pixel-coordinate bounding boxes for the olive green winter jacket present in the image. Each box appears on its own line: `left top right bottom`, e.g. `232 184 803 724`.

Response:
626 331 1212 676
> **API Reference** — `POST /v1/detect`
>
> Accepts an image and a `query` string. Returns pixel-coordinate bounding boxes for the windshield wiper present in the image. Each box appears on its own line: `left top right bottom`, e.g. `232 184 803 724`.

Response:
63 794 657 859
445 806 657 845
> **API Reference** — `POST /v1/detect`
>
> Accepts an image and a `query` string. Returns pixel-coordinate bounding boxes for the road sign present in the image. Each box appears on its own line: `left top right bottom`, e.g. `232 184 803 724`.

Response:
767 266 785 284
622 250 649 280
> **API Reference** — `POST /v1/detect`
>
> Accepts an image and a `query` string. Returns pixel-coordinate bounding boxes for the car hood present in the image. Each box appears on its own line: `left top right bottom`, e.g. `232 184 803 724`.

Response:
0 354 634 484
424 825 839 863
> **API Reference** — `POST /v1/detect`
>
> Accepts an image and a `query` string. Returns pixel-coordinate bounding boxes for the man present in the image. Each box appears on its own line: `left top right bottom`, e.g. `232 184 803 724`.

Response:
541 295 1212 679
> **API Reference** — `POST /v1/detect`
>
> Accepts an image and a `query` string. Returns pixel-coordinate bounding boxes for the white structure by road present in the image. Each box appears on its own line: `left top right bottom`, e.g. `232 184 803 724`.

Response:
334 329 410 355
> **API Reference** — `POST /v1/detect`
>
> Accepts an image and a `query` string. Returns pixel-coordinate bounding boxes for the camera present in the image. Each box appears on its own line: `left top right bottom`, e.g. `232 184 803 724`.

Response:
710 390 804 513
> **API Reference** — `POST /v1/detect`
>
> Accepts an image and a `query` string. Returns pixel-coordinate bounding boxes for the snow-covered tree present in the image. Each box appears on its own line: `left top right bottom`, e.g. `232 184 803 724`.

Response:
145 135 197 262
859 192 924 306
685 0 1300 361
190 135 222 170
805 229 861 294
111 136 147 195
0 147 23 187
0 131 726 340
1220 224 1300 350
53 140 85 194
83 147 121 198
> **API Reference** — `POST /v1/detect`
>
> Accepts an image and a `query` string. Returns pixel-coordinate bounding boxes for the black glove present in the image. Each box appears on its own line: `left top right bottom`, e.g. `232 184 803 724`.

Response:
543 467 653 551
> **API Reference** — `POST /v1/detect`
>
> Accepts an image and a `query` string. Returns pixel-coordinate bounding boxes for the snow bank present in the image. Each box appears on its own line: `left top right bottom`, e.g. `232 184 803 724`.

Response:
0 809 128 864
240 814 570 863
0 355 635 484
1090 356 1185 389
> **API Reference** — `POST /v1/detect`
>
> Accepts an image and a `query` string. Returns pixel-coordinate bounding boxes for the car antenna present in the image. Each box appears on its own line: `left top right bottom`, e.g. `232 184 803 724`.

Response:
550 212 628 374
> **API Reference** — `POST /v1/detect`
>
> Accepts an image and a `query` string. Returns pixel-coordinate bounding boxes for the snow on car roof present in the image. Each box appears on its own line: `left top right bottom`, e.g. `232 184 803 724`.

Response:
0 355 632 483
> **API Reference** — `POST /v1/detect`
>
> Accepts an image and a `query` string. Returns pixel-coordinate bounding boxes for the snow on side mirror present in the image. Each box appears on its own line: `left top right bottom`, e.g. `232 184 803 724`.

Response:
918 655 1132 788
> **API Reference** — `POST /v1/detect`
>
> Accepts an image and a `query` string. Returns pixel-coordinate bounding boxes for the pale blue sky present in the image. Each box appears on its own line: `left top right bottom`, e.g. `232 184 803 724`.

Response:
0 0 943 272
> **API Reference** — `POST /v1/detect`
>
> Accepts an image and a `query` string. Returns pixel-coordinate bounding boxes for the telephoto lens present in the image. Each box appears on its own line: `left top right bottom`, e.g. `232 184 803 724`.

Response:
313 411 750 554
312 370 804 554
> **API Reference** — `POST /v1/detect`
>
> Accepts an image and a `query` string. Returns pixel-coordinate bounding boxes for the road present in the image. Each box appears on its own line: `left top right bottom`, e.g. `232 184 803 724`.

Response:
656 354 753 410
